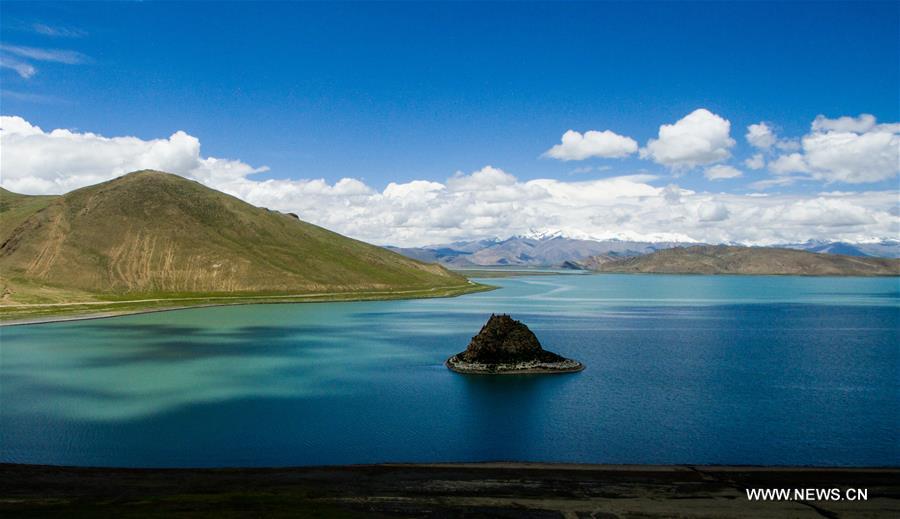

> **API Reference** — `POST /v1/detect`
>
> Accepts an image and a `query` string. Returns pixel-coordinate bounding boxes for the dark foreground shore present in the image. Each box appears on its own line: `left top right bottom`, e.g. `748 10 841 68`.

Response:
1 463 898 518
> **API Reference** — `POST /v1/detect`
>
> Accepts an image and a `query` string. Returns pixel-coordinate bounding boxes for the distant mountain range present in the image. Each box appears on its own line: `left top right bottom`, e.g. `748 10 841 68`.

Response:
586 245 900 277
385 234 900 268
0 171 469 305
779 240 900 258
386 236 689 268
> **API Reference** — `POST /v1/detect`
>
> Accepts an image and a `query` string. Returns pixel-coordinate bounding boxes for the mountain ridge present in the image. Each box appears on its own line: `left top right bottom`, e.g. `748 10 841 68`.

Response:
385 234 900 268
583 245 900 276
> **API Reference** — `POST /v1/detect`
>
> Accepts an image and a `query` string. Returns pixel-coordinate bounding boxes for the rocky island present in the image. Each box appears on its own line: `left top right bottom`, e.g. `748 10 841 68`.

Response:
446 314 584 374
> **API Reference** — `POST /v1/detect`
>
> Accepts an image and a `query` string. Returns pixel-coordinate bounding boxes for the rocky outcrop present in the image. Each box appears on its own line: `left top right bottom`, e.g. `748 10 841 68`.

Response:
446 314 583 374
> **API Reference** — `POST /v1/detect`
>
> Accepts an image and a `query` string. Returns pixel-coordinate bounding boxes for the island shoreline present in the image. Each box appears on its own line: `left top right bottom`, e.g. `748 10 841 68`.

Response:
445 358 585 374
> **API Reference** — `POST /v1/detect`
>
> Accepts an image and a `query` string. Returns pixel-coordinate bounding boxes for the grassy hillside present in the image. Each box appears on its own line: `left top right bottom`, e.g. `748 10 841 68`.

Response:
1 171 483 319
588 245 900 276
0 188 58 241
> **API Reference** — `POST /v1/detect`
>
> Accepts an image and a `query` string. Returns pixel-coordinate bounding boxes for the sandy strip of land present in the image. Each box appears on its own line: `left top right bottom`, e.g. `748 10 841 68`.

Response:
1 462 897 518
2 284 477 308
0 282 492 327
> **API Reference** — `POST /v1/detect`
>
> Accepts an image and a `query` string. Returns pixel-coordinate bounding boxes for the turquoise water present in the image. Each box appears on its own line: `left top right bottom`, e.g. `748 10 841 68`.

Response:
1 274 898 467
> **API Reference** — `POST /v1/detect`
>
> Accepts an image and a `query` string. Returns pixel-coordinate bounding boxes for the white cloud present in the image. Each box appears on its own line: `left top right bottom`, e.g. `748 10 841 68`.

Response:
703 165 742 181
1 115 897 247
544 129 638 160
0 115 267 194
32 23 87 38
744 153 765 170
0 56 36 78
0 44 87 65
746 121 799 152
763 114 899 184
775 138 801 152
749 176 799 191
446 165 516 191
801 126 899 183
746 122 776 149
697 202 730 222
641 108 735 169
811 114 876 133
768 153 809 175
0 44 88 79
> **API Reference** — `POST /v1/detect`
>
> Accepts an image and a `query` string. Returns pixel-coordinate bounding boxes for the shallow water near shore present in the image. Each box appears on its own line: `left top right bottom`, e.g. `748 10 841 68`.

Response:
1 274 898 468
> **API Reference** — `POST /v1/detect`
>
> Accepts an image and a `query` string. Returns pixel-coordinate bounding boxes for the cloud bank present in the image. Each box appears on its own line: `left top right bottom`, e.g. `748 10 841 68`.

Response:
767 114 900 184
1 115 897 247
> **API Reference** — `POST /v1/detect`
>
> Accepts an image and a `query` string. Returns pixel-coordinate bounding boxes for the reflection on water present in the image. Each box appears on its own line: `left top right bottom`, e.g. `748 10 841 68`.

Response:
458 375 563 458
1 274 898 467
2 320 414 420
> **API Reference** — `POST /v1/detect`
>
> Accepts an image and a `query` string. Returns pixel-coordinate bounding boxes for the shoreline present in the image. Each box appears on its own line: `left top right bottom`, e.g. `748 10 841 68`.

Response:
0 282 495 327
446 357 585 374
3 462 897 517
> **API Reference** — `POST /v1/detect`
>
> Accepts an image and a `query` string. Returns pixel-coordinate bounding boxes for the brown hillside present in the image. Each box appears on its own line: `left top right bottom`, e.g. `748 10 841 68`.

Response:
0 171 467 298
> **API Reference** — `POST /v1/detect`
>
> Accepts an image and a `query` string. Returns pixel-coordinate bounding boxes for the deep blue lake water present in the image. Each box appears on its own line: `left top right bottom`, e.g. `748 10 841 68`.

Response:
1 274 898 468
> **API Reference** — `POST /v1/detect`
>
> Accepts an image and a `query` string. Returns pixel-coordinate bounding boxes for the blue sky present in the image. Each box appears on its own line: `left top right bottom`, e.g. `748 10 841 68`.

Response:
1 1 898 246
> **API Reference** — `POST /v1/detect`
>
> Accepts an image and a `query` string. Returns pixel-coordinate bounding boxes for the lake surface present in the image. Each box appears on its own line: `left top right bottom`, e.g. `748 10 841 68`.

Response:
1 274 898 468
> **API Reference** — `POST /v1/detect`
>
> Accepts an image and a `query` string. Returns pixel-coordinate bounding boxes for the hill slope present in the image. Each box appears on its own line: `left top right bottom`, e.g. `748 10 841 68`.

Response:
586 245 900 276
0 171 470 304
0 187 59 242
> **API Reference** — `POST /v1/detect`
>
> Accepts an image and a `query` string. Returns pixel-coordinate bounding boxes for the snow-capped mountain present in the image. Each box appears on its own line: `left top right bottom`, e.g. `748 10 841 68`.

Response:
385 234 691 268
385 233 900 268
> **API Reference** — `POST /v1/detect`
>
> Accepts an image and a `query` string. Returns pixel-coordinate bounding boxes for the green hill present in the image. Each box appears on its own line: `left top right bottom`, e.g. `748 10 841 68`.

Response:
0 187 58 241
0 171 480 319
586 245 900 276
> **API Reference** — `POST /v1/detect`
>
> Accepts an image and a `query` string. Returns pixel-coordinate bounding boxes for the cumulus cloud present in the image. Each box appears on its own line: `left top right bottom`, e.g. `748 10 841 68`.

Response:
811 114 876 133
640 108 736 169
744 153 765 170
745 121 799 152
544 129 638 160
703 165 743 181
746 122 776 149
1 115 897 247
802 125 899 183
697 202 730 222
0 115 268 193
768 153 809 175
765 114 899 184
446 166 517 191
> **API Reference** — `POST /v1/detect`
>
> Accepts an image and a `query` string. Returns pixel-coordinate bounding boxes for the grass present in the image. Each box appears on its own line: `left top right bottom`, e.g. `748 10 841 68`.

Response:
0 282 494 324
0 188 58 239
